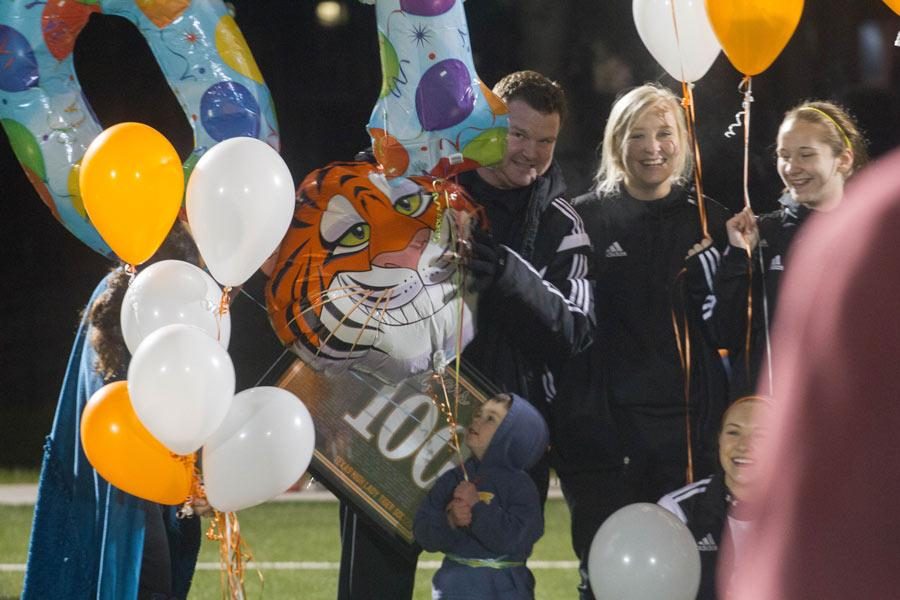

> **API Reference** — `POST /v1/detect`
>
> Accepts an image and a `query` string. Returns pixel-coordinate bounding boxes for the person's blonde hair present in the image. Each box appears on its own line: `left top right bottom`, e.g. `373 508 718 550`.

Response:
594 83 692 195
720 395 772 431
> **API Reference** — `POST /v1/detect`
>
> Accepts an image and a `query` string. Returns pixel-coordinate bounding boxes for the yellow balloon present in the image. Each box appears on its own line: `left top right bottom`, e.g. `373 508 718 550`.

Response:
80 381 194 505
79 122 184 265
215 15 264 84
705 0 804 76
884 0 900 14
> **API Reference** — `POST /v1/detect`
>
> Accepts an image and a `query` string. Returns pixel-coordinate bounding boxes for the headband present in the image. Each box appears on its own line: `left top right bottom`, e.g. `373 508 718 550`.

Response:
798 106 852 150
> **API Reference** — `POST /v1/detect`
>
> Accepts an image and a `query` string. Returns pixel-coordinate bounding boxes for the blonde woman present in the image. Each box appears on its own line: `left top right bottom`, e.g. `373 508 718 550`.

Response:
552 83 731 600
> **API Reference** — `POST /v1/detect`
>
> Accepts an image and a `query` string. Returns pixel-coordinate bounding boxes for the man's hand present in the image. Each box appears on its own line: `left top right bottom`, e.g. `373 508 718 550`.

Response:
465 228 505 293
726 207 759 252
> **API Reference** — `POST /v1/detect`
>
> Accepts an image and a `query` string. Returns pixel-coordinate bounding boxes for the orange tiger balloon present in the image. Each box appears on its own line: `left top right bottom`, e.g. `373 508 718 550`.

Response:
266 161 482 382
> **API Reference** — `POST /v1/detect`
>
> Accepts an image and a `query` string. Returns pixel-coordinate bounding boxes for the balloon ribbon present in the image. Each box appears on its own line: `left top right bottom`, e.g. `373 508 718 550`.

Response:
724 76 762 396
431 370 469 481
671 270 694 485
206 510 264 600
680 82 709 239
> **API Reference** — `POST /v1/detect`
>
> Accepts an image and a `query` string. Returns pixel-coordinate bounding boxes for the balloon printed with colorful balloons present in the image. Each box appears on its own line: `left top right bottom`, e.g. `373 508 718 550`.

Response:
361 0 510 178
0 0 279 258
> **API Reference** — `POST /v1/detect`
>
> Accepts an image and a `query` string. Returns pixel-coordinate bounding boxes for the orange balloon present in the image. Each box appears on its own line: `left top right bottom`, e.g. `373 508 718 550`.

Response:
705 0 804 76
80 381 193 505
371 128 410 177
885 0 900 14
79 122 184 265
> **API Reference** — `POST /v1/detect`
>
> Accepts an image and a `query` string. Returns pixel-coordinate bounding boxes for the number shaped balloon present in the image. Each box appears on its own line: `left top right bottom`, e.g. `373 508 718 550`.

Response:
363 0 509 178
0 0 279 257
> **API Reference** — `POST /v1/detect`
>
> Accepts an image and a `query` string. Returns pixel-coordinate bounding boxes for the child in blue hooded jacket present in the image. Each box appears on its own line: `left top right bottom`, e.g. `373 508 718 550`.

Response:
414 393 549 599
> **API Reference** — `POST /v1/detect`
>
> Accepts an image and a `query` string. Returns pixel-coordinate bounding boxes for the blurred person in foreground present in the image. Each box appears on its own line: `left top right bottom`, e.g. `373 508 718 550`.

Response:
727 147 900 599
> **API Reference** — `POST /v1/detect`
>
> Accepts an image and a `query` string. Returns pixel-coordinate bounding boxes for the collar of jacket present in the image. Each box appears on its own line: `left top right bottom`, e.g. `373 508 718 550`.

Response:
520 161 566 262
778 192 813 224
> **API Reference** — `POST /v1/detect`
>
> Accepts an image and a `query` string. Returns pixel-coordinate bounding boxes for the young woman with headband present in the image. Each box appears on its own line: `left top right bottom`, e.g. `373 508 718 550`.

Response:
707 100 869 398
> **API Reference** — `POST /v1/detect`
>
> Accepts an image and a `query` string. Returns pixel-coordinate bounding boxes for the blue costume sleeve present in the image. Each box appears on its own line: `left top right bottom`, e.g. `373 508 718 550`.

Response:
467 473 543 556
22 276 200 600
413 466 468 553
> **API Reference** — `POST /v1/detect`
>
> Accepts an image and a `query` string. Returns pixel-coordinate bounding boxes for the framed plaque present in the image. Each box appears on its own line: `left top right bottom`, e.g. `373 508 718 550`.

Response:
229 271 494 550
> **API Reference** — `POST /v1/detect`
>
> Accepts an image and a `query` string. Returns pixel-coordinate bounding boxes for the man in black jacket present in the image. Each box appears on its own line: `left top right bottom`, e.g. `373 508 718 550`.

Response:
336 71 593 600
459 70 594 504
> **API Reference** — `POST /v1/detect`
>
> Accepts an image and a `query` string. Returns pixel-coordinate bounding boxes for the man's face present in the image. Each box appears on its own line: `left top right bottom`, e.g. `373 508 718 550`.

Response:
479 99 560 190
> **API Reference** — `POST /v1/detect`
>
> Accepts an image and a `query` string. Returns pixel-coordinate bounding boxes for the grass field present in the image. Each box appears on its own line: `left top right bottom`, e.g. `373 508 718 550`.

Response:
0 492 580 599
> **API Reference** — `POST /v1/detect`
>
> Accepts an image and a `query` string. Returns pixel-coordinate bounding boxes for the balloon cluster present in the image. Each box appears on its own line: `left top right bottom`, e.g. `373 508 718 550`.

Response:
78 124 312 513
0 0 278 257
632 0 805 84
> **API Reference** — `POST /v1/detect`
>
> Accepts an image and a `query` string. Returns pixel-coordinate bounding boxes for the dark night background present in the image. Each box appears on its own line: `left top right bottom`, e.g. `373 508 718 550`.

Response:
2 1 898 468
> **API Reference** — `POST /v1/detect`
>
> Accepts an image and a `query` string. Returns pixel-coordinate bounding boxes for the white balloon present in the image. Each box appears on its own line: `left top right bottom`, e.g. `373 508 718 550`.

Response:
128 324 235 455
589 503 701 600
186 137 295 287
202 387 315 512
121 260 231 354
633 0 721 83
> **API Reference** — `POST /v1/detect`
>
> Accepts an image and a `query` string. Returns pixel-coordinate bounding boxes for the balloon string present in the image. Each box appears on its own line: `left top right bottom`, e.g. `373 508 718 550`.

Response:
344 289 393 362
219 287 232 316
431 371 469 481
723 77 755 210
740 77 753 210
757 248 775 397
452 206 469 448
311 289 381 360
125 263 137 282
743 247 754 389
671 269 695 485
668 0 687 84
681 82 709 239
206 511 264 600
177 458 205 519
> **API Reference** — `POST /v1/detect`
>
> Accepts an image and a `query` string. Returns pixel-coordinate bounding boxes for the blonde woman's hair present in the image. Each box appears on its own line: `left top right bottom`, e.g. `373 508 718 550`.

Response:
594 83 692 195
720 395 772 431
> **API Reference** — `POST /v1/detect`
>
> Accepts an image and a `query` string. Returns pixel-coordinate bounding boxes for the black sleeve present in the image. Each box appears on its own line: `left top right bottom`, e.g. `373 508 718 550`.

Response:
491 199 594 359
707 243 756 352
684 198 732 347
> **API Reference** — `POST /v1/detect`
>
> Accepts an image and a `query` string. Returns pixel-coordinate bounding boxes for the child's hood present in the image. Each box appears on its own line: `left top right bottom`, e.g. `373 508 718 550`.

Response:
480 394 549 471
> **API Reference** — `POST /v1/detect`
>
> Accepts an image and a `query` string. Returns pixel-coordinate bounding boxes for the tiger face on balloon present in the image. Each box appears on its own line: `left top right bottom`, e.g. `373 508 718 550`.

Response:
266 161 481 383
